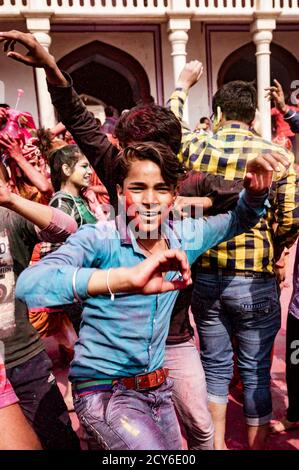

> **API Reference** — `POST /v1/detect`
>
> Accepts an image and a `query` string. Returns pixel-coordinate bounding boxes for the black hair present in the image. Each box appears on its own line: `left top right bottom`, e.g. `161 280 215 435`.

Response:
114 141 186 189
104 106 114 117
48 144 83 192
199 116 210 124
114 104 182 155
0 161 9 183
212 81 257 125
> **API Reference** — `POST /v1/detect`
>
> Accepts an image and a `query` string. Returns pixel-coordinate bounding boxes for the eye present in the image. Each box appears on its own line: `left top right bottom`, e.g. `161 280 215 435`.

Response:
129 187 143 192
157 186 170 193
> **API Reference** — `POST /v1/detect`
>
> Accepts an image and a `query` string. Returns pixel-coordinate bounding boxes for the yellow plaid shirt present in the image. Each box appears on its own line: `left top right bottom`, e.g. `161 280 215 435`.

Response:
168 88 299 273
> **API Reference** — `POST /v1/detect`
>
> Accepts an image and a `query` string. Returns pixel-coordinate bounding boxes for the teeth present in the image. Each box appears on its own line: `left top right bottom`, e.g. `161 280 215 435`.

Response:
140 212 159 216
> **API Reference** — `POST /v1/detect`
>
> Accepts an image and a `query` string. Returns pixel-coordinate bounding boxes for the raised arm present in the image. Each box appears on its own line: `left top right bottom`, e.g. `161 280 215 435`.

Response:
0 134 53 196
265 79 299 134
167 60 207 169
0 30 119 205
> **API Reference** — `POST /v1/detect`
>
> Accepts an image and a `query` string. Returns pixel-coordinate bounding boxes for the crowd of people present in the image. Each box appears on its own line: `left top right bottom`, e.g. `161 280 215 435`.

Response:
0 29 298 451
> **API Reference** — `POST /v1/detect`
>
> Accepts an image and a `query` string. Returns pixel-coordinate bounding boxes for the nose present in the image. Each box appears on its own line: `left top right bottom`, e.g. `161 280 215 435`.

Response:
142 189 159 206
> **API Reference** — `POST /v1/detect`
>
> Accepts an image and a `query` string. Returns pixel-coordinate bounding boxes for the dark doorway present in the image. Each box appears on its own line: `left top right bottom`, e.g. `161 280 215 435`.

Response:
57 40 151 113
218 42 299 100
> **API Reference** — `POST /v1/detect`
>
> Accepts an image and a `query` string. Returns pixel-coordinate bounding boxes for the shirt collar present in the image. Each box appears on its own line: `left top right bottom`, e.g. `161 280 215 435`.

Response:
116 214 182 253
218 121 252 133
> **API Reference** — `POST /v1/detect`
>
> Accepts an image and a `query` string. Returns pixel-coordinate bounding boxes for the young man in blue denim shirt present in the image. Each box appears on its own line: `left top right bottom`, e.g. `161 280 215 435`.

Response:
16 140 287 450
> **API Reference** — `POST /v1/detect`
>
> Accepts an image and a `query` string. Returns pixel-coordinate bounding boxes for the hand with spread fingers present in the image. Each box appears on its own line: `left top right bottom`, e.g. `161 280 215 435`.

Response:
244 152 290 194
0 30 68 86
265 79 287 114
177 60 204 90
132 249 192 294
0 133 23 160
0 30 54 68
174 195 212 219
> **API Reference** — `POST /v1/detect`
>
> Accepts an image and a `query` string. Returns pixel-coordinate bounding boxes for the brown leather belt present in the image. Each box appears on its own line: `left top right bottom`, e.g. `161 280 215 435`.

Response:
118 368 169 391
73 368 169 396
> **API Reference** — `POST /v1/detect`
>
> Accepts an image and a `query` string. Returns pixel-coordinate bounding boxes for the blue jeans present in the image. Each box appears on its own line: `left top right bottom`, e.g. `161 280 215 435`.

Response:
164 339 214 450
191 273 281 426
73 378 182 450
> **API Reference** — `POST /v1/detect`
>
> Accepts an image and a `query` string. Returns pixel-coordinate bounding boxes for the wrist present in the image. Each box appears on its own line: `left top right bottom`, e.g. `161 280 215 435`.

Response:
108 267 136 294
45 61 69 87
176 81 189 90
279 104 288 114
1 191 16 209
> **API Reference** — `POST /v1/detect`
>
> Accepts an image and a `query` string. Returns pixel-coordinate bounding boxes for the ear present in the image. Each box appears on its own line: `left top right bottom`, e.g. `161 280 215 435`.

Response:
172 188 178 204
62 163 71 177
116 183 123 197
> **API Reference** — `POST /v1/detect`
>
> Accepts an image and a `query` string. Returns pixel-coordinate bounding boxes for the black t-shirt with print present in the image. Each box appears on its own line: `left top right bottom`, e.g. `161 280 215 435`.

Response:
0 207 44 368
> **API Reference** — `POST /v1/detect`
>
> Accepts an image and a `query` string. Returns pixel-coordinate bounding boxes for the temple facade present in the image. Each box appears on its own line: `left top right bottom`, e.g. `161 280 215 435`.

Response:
0 0 298 148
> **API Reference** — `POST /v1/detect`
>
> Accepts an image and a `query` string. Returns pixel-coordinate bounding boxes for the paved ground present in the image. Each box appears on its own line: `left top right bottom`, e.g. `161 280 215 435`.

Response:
49 242 299 450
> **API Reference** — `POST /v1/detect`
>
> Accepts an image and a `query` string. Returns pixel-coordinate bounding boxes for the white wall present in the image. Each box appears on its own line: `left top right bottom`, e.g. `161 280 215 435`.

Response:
161 22 210 131
0 20 39 125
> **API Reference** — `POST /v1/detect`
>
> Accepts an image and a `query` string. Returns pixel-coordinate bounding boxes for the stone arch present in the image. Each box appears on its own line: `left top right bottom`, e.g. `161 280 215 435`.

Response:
217 42 299 100
57 40 152 113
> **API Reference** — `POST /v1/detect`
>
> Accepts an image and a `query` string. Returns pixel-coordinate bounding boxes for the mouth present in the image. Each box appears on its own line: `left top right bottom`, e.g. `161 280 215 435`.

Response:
138 211 161 219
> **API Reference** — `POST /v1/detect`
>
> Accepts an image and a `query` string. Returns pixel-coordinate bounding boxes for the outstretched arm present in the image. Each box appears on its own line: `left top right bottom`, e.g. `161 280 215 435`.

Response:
0 180 77 236
184 151 291 262
16 222 191 309
87 249 192 297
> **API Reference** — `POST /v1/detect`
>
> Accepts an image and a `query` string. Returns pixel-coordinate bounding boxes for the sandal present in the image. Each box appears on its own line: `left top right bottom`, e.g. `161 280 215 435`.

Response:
270 417 299 433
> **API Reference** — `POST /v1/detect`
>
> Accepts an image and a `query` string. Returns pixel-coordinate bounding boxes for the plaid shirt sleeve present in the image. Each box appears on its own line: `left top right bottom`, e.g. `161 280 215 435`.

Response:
167 88 208 169
273 153 299 251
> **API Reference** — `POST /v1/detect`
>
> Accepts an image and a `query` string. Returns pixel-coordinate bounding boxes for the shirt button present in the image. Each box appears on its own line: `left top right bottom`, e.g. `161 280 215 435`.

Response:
144 368 148 372
149 346 152 351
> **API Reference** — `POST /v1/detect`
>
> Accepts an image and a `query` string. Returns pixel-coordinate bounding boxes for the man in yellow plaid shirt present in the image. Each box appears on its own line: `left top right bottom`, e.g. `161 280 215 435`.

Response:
168 61 299 450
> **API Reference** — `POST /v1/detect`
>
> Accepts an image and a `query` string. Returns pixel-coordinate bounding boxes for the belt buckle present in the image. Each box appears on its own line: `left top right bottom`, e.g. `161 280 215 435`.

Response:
134 371 150 391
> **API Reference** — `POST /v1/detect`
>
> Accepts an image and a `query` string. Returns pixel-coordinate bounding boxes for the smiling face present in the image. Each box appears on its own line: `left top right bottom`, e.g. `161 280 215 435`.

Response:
66 155 92 190
117 158 176 236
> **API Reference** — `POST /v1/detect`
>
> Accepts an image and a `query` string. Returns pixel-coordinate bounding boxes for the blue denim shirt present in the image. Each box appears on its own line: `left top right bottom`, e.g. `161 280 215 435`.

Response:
16 190 267 381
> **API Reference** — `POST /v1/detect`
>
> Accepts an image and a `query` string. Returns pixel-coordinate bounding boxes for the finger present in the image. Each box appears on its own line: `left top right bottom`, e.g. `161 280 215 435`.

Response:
159 278 192 293
0 31 34 49
0 138 9 149
6 51 34 66
273 79 283 91
248 155 272 172
243 172 253 190
263 153 290 171
162 250 190 277
3 39 15 53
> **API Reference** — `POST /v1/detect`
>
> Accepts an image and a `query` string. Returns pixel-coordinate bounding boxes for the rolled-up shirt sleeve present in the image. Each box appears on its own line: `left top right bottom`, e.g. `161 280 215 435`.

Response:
35 206 78 242
16 224 102 308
